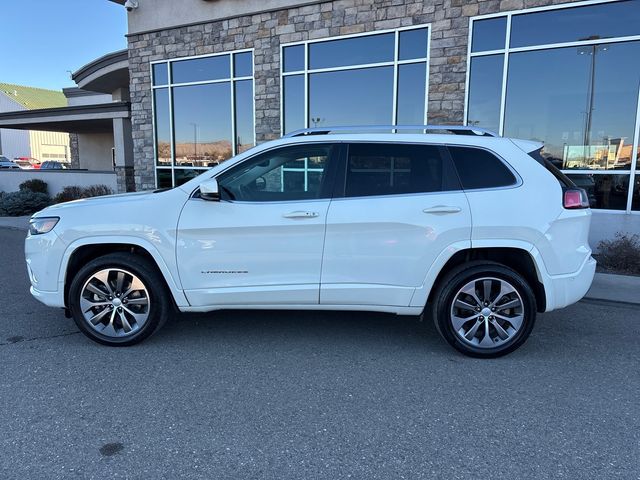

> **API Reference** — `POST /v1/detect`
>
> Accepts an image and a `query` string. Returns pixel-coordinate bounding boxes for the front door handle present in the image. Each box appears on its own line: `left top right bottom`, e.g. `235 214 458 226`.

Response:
422 205 462 215
283 211 319 219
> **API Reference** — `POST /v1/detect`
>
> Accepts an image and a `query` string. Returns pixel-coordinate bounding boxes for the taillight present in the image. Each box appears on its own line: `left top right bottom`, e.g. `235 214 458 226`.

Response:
563 188 589 209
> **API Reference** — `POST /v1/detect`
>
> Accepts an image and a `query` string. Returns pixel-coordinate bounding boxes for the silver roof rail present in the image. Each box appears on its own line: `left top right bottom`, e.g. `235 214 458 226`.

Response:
283 125 499 138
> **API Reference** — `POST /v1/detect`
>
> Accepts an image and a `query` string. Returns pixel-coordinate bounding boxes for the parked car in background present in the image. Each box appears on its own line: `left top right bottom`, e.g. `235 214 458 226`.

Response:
40 161 67 170
13 157 41 169
0 156 20 169
25 126 596 357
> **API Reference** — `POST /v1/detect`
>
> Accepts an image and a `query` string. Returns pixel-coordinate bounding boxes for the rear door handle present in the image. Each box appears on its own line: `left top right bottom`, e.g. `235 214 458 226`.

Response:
422 205 462 215
283 211 319 219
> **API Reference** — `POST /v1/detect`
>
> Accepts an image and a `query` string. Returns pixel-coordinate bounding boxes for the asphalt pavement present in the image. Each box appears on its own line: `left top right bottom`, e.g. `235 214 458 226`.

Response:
0 228 638 479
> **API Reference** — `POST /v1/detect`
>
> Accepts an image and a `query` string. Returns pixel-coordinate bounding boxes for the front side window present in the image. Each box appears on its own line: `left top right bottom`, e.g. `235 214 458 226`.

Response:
217 144 334 202
282 26 430 134
152 50 255 188
344 143 458 198
466 1 640 211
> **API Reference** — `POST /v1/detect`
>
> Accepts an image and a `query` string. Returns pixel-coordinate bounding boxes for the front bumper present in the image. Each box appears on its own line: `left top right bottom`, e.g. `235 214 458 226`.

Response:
25 229 67 308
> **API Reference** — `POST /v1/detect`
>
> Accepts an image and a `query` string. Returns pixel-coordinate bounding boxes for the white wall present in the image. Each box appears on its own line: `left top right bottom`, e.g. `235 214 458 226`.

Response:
589 211 640 251
0 170 117 196
78 133 114 170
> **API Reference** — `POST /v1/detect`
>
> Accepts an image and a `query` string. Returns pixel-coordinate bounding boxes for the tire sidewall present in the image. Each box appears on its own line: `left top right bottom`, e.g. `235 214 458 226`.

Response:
69 254 167 346
434 264 536 358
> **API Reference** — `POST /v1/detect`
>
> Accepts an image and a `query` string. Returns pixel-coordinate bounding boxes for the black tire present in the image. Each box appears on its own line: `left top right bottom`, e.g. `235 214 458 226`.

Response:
431 261 536 358
68 252 171 346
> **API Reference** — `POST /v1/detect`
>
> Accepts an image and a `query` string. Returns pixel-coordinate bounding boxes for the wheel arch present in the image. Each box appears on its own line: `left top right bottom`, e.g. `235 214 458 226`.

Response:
60 237 189 309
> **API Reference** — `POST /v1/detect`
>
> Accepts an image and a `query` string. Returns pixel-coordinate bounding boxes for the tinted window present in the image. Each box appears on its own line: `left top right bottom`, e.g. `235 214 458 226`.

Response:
283 45 305 72
510 0 640 48
398 28 428 60
449 147 517 189
309 33 394 69
171 55 230 83
152 63 168 86
233 52 253 77
467 55 503 133
471 17 507 52
396 63 427 125
283 75 305 133
218 145 334 202
345 143 458 197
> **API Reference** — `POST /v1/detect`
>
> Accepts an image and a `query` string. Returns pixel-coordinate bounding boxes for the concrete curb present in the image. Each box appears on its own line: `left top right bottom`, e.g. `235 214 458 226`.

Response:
584 272 640 306
0 216 29 231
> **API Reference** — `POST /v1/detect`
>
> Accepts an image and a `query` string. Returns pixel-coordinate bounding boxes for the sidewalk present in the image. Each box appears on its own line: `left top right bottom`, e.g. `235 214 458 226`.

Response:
0 216 29 231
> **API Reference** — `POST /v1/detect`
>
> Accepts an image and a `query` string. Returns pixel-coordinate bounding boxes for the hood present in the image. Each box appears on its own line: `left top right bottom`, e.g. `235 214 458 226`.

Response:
34 190 157 217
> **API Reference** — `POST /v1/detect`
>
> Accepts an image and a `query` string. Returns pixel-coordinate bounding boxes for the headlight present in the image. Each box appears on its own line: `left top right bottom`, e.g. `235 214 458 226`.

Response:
29 217 59 235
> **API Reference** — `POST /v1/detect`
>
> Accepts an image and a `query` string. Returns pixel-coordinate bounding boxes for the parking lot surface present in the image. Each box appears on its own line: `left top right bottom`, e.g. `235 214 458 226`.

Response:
0 228 639 479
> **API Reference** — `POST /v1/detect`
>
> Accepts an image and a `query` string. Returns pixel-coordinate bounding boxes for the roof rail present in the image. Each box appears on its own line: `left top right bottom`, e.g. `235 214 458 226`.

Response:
283 125 499 138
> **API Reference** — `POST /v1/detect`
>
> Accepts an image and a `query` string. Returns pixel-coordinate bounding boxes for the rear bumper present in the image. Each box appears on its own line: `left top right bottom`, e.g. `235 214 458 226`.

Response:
541 254 596 312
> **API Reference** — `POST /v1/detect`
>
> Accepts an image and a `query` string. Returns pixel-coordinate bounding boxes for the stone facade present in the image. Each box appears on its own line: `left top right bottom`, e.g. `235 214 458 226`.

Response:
115 165 136 193
69 133 80 169
127 0 583 191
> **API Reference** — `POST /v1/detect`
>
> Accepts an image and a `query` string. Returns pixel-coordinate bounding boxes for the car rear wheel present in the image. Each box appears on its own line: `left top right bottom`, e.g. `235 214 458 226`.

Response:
431 262 536 358
68 252 171 346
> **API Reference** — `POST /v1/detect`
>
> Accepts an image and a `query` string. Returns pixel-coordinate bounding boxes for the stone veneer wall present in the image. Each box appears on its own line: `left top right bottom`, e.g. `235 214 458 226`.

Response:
127 0 582 191
69 133 80 169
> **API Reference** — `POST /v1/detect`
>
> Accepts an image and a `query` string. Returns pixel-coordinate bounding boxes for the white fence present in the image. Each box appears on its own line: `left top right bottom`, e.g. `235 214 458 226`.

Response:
0 170 118 196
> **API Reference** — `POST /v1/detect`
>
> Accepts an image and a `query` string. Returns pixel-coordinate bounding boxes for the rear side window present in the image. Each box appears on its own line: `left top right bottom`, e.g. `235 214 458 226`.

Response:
448 146 517 190
528 147 575 188
344 143 460 198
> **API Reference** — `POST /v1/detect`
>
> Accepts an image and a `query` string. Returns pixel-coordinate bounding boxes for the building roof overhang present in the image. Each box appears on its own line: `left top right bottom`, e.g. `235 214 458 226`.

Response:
72 50 129 94
0 102 130 133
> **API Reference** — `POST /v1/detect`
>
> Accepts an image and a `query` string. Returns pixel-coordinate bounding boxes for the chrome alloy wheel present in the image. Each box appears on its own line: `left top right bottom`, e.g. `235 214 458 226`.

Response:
450 277 524 349
80 268 150 338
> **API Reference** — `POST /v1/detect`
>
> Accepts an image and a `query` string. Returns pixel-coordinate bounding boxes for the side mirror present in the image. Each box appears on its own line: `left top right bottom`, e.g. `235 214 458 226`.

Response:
200 178 220 201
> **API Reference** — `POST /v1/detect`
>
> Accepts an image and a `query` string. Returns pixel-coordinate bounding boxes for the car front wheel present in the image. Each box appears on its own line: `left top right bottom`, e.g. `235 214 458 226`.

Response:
432 262 536 358
68 252 170 346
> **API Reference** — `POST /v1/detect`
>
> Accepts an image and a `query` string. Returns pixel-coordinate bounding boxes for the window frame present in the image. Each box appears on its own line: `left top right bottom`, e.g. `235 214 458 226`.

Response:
464 0 640 213
332 142 463 200
150 48 256 189
280 24 432 135
213 142 343 204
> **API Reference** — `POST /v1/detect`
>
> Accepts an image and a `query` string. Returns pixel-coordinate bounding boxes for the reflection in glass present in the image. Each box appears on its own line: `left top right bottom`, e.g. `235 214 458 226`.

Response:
233 52 252 77
153 63 168 86
283 45 305 72
566 174 630 210
399 28 428 60
467 55 503 133
309 67 394 126
504 42 640 170
156 169 172 189
172 55 230 84
309 33 394 69
510 0 640 49
234 80 255 154
632 172 640 211
396 63 426 125
172 83 232 167
175 169 207 186
154 88 171 166
471 17 507 53
283 75 304 134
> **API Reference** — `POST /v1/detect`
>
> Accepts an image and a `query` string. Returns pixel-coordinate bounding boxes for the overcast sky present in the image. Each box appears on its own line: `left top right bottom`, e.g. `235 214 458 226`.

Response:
1 0 127 91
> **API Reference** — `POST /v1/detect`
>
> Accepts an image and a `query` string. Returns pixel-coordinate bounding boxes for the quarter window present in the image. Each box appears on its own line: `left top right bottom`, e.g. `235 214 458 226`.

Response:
344 143 458 198
448 147 516 190
217 145 334 202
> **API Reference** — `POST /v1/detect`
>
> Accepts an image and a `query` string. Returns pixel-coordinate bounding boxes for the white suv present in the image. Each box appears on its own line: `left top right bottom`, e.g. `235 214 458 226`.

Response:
25 126 595 357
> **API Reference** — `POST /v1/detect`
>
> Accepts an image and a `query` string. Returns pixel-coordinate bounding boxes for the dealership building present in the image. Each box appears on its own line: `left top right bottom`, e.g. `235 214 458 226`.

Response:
3 0 639 243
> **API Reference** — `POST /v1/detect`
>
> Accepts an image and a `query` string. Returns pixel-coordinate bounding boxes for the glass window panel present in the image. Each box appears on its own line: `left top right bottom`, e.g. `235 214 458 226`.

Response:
449 146 517 190
153 88 171 166
218 145 333 201
309 33 395 69
471 17 507 53
467 54 504 134
510 0 640 48
156 169 173 189
345 143 457 197
234 80 254 154
175 169 207 187
283 45 305 72
234 52 253 77
632 173 640 211
309 66 394 127
396 63 427 125
566 173 630 210
283 75 305 134
504 43 640 171
398 28 428 60
152 63 168 86
171 55 230 83
172 83 233 167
